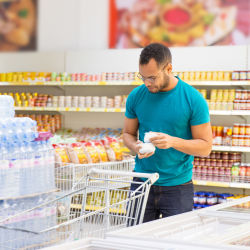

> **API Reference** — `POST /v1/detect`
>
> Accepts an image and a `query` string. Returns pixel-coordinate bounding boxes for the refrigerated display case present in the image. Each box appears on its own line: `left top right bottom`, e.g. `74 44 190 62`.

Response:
106 196 250 249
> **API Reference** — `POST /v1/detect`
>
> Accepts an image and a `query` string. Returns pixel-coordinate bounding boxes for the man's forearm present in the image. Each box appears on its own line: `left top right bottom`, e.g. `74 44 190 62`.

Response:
172 137 212 157
123 133 138 154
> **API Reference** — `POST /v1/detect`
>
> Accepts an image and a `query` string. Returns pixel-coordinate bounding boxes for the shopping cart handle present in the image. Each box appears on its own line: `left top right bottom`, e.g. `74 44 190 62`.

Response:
87 168 159 185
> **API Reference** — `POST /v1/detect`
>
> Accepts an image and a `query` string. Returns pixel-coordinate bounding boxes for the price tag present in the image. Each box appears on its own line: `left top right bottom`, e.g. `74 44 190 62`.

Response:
115 108 121 112
86 108 91 112
36 82 44 85
98 81 106 85
60 82 64 85
76 108 80 112
65 107 69 111
131 81 141 85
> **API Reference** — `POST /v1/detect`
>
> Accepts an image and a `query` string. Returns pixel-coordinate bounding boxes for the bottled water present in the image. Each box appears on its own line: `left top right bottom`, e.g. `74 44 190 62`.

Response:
0 95 57 248
0 95 15 119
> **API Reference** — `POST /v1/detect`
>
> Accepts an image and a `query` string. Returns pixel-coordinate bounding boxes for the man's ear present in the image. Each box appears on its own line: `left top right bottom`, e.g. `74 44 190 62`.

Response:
166 63 172 74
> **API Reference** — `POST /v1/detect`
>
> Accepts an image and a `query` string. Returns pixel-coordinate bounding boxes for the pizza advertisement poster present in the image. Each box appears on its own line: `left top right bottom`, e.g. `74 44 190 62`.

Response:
0 0 37 52
109 0 250 48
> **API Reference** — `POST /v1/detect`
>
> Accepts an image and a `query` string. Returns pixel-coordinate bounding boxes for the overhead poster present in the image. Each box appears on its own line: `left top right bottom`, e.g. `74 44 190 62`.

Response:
0 0 37 52
109 0 250 48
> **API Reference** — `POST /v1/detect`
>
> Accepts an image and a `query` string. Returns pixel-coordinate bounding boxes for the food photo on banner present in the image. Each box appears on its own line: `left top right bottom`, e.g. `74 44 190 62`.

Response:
0 0 37 52
109 0 250 48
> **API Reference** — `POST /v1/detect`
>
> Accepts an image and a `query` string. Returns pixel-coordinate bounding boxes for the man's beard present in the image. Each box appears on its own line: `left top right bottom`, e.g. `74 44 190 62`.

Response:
159 73 170 91
148 73 170 93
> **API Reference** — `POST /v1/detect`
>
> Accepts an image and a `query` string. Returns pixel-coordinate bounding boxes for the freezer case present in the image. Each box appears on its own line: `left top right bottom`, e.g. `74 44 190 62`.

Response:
107 196 250 249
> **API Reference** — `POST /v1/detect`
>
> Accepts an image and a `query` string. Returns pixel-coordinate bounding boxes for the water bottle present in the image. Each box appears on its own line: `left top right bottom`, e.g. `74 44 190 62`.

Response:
0 145 9 197
0 95 15 119
18 143 28 196
8 144 21 197
47 140 55 190
25 142 35 195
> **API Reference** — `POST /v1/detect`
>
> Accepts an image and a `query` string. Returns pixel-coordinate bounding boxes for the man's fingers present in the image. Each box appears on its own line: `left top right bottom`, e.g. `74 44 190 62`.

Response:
138 151 154 159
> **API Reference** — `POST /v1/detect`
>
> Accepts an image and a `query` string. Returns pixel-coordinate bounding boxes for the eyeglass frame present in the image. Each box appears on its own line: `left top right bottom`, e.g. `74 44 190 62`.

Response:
137 63 169 83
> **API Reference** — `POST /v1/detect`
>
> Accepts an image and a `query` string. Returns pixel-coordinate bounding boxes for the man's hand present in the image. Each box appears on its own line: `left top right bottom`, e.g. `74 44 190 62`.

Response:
136 140 155 159
150 132 175 149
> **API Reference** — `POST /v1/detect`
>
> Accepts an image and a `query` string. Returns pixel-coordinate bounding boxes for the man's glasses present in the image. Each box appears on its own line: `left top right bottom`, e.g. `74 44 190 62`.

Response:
137 64 168 83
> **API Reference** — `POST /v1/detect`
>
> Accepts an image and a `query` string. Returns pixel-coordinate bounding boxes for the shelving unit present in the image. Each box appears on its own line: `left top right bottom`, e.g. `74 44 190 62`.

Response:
14 107 125 112
0 46 249 194
1 80 250 86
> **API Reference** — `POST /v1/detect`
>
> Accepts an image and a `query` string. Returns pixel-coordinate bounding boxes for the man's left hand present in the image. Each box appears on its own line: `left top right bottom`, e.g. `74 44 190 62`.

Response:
149 132 175 149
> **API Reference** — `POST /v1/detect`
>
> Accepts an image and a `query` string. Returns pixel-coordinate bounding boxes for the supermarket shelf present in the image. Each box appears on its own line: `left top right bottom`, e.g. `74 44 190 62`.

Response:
212 146 250 152
193 180 250 189
0 81 142 86
15 107 126 112
210 110 250 116
190 80 250 86
1 80 250 86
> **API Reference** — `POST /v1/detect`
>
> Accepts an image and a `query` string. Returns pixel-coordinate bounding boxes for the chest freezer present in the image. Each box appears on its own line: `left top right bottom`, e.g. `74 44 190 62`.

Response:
107 196 250 248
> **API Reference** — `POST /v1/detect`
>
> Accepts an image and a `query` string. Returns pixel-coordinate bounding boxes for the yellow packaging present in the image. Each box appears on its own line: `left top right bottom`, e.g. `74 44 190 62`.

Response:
189 72 195 81
217 89 223 101
224 71 232 81
206 71 213 80
183 72 189 81
218 71 224 81
194 71 201 81
222 89 229 101
212 71 219 81
229 89 235 101
210 89 217 101
200 71 207 81
215 101 222 110
178 72 184 79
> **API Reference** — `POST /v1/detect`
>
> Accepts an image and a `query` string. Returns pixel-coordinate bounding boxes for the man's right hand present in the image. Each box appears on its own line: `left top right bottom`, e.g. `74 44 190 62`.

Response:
135 140 155 159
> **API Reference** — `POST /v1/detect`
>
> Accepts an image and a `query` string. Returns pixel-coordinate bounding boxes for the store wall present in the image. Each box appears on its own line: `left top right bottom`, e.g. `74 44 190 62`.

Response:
38 0 109 51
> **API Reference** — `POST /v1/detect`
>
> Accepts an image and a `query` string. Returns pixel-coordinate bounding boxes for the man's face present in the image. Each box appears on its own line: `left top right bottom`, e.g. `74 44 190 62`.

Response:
139 58 171 93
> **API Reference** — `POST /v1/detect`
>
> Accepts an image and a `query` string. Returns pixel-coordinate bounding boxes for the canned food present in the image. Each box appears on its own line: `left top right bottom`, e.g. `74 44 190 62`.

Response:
232 71 240 80
200 71 207 81
210 90 217 101
232 135 239 146
235 89 242 100
212 71 219 81
224 72 232 81
206 72 213 80
240 71 247 80
239 124 246 135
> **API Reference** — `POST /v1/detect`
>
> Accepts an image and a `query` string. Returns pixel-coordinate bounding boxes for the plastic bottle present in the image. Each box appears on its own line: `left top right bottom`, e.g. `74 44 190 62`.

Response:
0 144 9 197
24 142 35 196
8 144 21 197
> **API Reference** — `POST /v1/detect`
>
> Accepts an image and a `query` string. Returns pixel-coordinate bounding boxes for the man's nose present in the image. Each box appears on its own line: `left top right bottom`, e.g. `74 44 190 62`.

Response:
144 79 152 87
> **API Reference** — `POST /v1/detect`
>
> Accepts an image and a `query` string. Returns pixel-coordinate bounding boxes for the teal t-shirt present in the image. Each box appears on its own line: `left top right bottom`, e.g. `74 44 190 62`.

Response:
125 77 210 186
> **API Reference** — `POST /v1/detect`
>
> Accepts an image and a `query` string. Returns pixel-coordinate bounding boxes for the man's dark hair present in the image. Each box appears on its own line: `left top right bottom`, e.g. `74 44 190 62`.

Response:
139 43 172 67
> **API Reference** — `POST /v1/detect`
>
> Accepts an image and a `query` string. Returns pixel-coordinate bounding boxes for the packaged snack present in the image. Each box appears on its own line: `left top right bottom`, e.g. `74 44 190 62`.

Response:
54 144 70 163
108 138 123 161
67 143 89 164
94 141 108 162
83 142 101 163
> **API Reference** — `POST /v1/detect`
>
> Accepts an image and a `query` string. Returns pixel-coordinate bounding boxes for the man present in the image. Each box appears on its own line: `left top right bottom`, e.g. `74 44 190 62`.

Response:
123 43 212 222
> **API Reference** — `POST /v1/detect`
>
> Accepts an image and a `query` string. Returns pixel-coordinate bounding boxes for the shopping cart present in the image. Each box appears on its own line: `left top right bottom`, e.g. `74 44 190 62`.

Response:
55 158 135 193
0 168 159 250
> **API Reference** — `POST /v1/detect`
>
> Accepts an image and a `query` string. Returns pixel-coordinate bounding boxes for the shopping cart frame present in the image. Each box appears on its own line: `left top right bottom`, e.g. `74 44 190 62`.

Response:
0 168 159 249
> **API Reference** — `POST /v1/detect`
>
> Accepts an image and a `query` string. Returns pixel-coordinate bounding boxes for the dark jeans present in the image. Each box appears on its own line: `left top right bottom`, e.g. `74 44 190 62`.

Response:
130 177 194 223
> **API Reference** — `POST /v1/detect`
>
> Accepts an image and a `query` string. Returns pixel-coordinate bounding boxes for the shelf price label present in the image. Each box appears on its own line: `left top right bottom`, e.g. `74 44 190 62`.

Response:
115 108 121 112
65 107 69 111
86 108 91 112
36 82 44 85
76 108 80 112
98 81 106 85
131 81 142 85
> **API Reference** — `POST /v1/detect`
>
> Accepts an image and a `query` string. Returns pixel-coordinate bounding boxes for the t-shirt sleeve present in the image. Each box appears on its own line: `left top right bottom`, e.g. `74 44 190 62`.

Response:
190 91 210 126
125 92 137 119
